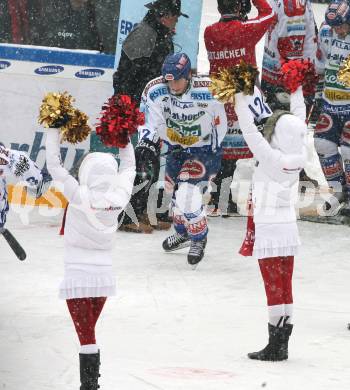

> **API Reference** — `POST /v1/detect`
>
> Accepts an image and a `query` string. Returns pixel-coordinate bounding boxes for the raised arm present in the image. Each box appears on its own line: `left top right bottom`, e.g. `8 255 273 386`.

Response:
45 129 81 204
290 86 306 122
235 93 306 171
243 0 277 39
110 142 136 211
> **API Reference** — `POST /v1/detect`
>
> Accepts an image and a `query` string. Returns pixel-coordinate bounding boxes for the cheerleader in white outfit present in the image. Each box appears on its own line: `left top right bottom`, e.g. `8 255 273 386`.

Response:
45 129 135 389
235 86 307 361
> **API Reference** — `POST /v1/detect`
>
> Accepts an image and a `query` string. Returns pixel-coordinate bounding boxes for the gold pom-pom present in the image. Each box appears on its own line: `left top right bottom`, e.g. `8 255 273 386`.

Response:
60 109 91 144
210 68 237 104
209 61 259 104
38 92 74 128
39 92 91 144
338 55 350 87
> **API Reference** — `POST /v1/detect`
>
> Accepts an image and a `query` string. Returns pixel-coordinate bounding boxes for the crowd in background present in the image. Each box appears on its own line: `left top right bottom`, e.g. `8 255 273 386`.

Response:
0 0 120 53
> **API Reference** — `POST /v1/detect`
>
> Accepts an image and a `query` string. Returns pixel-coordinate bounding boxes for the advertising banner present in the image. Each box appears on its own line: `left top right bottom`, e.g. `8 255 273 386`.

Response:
0 0 203 207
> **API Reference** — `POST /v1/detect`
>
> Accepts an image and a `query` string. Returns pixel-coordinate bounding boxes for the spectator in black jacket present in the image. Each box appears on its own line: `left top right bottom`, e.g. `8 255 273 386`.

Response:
114 0 188 233
113 0 187 104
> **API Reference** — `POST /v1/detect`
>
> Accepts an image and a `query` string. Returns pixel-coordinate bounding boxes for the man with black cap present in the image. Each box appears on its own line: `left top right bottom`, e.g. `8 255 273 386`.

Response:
113 0 188 233
113 0 188 105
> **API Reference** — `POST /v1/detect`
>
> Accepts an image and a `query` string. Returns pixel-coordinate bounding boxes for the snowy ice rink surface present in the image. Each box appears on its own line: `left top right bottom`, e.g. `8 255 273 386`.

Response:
2 207 350 390
1 2 350 390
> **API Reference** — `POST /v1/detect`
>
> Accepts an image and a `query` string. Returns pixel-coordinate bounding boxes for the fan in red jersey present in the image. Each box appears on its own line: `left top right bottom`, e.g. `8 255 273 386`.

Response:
204 0 276 217
204 0 276 73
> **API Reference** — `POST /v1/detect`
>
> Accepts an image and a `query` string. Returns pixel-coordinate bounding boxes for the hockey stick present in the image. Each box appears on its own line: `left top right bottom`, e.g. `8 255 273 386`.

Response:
0 228 27 261
305 101 315 126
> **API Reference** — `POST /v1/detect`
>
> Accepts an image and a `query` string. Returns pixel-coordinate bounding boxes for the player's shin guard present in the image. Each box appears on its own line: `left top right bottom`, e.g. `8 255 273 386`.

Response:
339 145 350 216
185 209 208 265
317 152 346 212
162 210 190 252
174 183 208 264
185 208 208 241
315 138 344 186
173 212 188 236
318 153 344 186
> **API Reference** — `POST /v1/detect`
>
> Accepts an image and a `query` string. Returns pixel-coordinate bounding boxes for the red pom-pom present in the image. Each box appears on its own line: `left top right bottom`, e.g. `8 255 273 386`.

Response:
96 94 145 148
280 59 318 95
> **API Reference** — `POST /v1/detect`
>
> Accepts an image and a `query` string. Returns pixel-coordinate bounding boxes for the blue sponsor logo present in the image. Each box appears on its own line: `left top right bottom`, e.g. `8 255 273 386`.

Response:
34 65 64 75
320 25 332 38
0 61 11 70
120 19 137 35
190 92 212 100
150 87 168 101
75 68 105 78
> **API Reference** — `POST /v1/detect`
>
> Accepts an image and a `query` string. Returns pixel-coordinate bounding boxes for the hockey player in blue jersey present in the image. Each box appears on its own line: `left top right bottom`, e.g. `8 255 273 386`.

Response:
136 53 228 266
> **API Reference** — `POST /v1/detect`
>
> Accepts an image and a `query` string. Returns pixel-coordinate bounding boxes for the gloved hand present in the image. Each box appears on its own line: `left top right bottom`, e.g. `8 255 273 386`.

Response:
49 113 70 128
25 169 52 199
135 138 160 174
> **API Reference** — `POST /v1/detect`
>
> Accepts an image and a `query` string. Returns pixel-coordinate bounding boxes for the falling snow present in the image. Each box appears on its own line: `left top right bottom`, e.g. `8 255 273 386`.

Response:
1 2 350 390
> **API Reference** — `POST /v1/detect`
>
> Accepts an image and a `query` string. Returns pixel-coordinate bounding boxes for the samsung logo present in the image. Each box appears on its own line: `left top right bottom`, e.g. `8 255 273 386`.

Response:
75 68 105 79
0 61 11 70
34 65 64 75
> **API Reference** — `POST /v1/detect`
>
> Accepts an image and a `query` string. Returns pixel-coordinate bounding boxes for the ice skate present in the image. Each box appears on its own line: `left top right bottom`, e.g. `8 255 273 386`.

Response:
187 238 207 267
162 232 190 252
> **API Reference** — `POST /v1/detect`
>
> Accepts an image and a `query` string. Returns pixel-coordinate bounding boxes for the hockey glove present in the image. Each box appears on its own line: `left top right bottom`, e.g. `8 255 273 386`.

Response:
135 138 160 184
136 139 160 170
25 169 52 199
